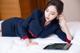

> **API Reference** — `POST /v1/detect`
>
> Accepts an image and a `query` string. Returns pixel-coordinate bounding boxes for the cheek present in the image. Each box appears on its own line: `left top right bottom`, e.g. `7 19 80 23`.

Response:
45 11 49 17
45 12 47 17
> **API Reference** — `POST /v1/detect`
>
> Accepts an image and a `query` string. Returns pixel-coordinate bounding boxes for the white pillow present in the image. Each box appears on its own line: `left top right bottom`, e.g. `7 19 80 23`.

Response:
0 20 4 32
67 21 80 37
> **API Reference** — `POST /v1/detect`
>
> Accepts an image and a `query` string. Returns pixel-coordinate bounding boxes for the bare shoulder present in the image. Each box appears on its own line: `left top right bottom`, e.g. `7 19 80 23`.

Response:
58 14 68 31
59 15 66 22
58 15 67 25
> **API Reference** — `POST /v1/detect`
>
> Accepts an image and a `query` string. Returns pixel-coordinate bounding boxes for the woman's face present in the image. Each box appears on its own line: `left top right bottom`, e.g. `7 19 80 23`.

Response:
45 5 58 22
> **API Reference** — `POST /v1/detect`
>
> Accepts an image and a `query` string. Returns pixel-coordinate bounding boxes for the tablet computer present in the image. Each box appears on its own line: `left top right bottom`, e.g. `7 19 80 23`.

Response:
44 43 72 50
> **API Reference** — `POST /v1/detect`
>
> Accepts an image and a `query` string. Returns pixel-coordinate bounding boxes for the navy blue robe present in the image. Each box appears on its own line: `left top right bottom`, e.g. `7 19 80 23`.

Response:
2 9 67 42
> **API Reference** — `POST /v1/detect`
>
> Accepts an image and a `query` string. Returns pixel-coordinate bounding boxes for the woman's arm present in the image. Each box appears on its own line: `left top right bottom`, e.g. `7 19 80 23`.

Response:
59 14 72 41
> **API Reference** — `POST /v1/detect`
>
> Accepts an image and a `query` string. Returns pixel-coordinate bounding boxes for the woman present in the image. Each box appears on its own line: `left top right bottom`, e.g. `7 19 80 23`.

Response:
2 0 72 45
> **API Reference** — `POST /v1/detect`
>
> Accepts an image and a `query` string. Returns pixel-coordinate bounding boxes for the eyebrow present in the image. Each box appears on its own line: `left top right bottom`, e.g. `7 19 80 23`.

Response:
50 11 57 15
46 9 57 14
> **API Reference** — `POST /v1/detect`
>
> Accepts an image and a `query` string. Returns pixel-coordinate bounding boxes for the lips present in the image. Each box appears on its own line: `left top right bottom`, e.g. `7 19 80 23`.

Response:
45 17 49 20
46 17 49 20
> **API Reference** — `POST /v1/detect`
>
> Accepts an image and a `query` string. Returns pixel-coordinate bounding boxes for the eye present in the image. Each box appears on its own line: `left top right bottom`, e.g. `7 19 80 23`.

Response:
51 13 55 15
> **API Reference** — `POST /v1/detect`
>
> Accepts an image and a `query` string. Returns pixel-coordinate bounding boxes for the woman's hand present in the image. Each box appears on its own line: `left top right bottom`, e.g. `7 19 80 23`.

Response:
24 39 39 46
67 35 73 41
27 41 39 46
66 42 71 48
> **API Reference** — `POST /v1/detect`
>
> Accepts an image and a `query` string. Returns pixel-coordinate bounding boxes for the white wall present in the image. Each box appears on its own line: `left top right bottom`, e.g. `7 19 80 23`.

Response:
62 0 80 21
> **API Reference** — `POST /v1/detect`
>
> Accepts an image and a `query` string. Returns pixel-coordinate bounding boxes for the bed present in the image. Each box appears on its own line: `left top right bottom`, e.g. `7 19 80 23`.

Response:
0 20 80 53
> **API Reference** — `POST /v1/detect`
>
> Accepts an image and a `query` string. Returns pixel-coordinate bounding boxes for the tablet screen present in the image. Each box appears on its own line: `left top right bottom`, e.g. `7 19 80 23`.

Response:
44 43 72 50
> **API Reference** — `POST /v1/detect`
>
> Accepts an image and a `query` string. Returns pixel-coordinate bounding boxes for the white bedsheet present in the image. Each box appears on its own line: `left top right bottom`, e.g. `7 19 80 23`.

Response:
0 34 80 53
0 21 80 53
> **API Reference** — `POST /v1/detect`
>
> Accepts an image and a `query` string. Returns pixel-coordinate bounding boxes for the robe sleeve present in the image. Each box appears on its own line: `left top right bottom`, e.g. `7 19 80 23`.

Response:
16 16 33 39
55 27 71 43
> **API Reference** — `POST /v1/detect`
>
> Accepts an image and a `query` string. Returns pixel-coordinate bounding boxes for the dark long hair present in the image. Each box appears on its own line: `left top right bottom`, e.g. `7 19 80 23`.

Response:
41 0 64 26
44 0 64 15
